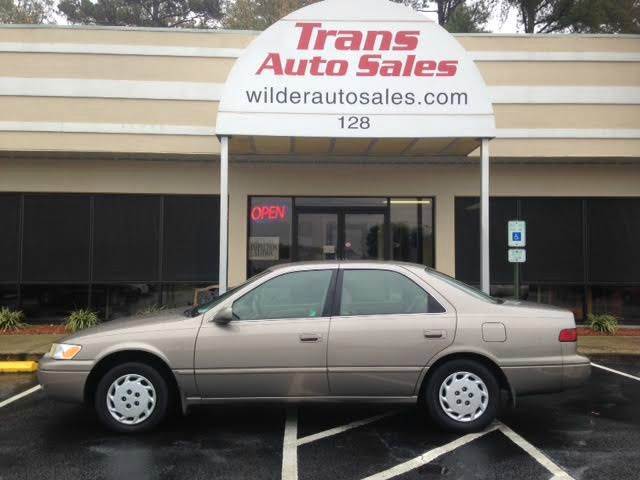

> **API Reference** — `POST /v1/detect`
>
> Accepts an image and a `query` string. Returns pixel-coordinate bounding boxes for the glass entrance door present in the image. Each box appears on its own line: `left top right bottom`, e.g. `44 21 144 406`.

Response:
296 212 339 260
343 213 385 260
295 210 386 261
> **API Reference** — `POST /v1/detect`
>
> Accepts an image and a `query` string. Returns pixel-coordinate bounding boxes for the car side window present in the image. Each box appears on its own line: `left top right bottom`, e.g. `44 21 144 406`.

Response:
339 269 445 316
232 270 333 321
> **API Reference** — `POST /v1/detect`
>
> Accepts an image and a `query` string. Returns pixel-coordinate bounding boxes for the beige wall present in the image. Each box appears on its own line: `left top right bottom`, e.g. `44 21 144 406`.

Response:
1 25 639 283
0 26 639 158
2 156 639 284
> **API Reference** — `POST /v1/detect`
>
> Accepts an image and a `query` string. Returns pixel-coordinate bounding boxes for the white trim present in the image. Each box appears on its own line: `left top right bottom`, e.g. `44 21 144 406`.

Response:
0 77 222 101
0 121 214 136
497 128 640 139
1 121 638 140
0 42 244 58
2 78 638 106
489 86 640 105
472 51 640 62
2 41 639 62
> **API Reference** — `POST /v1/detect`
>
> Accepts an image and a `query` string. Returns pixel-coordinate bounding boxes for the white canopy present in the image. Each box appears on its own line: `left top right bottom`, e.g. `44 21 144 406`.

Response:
216 0 495 139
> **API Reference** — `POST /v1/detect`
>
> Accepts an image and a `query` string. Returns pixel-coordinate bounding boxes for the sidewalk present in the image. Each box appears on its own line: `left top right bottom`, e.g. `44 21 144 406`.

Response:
0 334 65 361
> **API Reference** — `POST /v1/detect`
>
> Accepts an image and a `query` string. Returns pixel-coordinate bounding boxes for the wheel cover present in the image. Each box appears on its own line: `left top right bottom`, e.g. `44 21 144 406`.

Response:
106 373 156 425
438 371 489 423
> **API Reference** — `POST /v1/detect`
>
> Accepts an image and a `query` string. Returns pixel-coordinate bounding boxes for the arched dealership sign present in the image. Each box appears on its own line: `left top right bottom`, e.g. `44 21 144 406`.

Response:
216 0 495 138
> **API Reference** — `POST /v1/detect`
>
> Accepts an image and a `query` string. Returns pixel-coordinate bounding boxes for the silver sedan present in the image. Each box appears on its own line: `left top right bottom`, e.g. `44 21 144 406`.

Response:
38 261 590 433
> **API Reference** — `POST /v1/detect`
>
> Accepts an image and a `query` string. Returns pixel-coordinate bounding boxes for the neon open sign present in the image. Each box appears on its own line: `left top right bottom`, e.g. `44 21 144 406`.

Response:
251 205 289 222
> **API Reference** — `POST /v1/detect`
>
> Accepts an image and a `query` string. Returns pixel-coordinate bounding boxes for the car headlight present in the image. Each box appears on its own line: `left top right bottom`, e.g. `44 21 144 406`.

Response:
49 343 82 360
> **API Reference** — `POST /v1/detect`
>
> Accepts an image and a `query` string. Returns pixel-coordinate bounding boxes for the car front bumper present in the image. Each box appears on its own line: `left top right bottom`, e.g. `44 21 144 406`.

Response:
37 355 93 403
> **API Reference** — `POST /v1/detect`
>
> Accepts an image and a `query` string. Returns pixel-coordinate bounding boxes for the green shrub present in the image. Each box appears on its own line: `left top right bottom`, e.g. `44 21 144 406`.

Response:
0 307 26 332
136 304 166 316
66 309 100 333
587 313 618 335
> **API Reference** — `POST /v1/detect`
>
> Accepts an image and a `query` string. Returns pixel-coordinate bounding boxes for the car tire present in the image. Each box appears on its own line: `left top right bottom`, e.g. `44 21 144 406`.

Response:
95 362 170 433
424 359 499 433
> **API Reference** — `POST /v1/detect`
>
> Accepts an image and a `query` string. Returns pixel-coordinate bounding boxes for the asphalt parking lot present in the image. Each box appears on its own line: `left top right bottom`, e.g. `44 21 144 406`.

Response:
0 356 638 480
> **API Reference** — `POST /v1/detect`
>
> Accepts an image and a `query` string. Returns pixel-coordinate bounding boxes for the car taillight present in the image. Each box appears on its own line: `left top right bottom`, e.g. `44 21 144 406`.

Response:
559 328 577 342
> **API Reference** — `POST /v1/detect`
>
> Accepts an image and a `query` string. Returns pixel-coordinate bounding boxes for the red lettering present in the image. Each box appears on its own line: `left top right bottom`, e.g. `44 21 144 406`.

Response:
363 31 393 51
295 22 322 49
415 59 436 77
393 31 419 51
437 60 458 77
251 205 288 222
256 53 283 75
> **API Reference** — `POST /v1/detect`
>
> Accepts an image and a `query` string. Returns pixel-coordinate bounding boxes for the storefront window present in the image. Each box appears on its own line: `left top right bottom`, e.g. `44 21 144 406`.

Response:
0 285 18 309
91 284 161 321
20 285 90 323
589 286 640 322
526 284 585 320
248 197 293 276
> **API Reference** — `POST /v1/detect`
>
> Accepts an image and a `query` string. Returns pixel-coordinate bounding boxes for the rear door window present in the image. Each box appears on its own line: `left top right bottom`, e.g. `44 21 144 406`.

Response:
339 269 445 316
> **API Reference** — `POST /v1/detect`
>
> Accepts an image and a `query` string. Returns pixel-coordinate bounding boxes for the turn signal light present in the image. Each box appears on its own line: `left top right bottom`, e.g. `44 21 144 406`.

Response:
559 328 578 342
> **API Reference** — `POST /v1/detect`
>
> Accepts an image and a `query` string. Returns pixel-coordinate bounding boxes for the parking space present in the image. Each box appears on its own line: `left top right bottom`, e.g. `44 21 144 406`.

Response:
0 357 638 480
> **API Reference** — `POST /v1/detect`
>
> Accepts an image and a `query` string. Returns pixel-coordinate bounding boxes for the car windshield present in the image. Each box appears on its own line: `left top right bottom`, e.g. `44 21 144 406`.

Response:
189 269 272 316
425 267 503 304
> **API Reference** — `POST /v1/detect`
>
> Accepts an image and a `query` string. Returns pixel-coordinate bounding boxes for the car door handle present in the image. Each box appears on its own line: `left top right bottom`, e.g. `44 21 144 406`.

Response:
299 333 322 343
424 330 446 339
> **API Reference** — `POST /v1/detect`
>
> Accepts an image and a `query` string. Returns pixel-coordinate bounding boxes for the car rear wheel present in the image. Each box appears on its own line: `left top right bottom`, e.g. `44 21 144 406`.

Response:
95 362 169 433
424 359 499 433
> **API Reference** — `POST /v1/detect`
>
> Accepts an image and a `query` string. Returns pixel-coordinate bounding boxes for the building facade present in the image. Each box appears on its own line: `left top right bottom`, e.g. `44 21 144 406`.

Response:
0 19 639 323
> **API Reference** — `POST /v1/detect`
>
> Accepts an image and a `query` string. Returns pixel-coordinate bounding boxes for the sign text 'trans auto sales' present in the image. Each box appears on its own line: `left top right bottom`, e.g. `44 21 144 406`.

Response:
255 22 459 78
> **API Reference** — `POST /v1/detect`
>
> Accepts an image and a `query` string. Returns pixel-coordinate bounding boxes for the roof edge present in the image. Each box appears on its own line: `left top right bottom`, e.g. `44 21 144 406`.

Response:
1 23 639 39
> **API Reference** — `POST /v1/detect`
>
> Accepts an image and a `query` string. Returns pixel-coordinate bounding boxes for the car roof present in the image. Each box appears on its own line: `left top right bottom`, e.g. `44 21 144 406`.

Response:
269 260 427 271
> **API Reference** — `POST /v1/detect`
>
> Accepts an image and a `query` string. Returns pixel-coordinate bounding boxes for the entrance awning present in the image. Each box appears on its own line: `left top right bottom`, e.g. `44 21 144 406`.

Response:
215 0 495 293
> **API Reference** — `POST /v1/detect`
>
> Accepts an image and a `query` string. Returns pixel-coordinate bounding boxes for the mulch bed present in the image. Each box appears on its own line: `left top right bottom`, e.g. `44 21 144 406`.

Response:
1 325 68 335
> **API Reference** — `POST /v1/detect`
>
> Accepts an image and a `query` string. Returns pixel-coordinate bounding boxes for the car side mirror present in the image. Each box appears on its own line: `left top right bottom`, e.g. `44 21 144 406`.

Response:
213 305 234 325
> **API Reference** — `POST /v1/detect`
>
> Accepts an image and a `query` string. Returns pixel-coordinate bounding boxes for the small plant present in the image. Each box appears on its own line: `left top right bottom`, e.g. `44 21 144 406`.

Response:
66 309 100 333
587 313 618 335
0 307 26 332
136 304 166 316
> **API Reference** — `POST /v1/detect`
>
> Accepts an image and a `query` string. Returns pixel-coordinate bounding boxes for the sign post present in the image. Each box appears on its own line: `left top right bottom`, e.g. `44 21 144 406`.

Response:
507 221 526 299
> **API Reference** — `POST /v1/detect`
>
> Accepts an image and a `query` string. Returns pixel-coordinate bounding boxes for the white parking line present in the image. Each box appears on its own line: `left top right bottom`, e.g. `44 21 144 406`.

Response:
360 424 500 480
0 385 42 409
497 422 575 480
282 407 298 480
297 410 400 446
591 362 640 382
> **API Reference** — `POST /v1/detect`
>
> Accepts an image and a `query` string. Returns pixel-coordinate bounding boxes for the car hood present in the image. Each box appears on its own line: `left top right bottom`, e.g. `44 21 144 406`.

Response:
62 307 194 342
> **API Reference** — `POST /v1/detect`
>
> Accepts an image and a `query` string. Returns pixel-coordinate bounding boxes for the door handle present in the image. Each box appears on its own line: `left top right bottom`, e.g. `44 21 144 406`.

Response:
299 333 321 343
424 330 445 339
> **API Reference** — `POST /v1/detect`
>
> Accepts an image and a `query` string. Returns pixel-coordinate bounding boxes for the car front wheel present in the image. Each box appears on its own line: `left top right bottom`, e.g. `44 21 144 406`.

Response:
95 362 169 433
424 359 499 433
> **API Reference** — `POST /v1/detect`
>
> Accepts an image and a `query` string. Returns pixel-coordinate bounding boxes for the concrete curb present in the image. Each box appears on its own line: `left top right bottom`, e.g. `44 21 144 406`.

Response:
0 361 38 373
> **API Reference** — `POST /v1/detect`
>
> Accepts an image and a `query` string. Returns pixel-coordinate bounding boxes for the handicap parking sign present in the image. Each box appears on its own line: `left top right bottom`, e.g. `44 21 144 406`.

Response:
508 221 526 247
